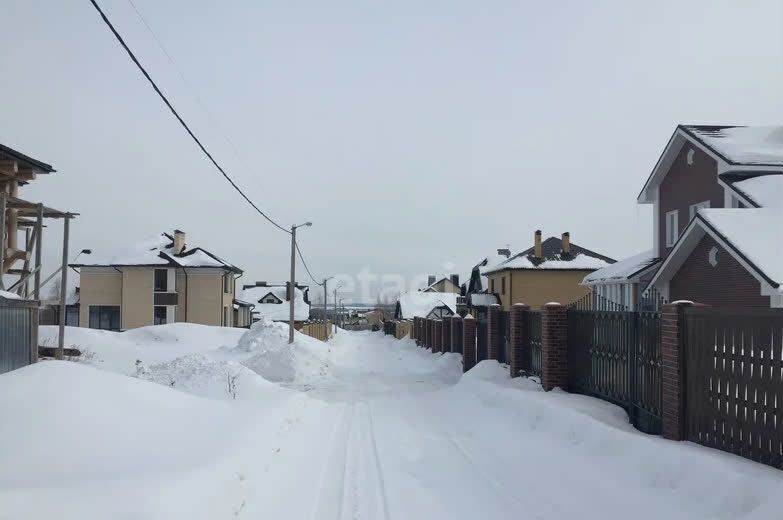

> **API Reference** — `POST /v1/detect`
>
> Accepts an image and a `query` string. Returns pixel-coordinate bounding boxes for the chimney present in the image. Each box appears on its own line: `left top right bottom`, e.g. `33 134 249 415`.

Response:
450 274 459 287
173 229 186 255
534 230 542 258
561 232 571 256
497 248 511 258
427 275 436 286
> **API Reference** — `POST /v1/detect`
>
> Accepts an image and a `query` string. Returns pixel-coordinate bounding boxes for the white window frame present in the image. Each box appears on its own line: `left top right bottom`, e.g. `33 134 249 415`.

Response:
689 200 710 219
665 210 679 247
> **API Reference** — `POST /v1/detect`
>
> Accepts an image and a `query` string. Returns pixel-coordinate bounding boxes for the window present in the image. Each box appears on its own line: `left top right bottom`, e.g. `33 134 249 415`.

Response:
223 274 232 294
154 269 168 292
689 200 710 219
153 305 167 325
665 210 679 247
501 276 506 295
89 306 120 331
490 279 495 293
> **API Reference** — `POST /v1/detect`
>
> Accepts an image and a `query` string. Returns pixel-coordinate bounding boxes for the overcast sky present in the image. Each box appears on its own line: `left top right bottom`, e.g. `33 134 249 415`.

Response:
2 0 782 302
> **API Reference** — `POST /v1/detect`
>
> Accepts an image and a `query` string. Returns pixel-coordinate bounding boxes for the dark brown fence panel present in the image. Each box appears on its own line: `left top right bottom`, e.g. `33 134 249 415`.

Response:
683 307 783 469
497 311 510 364
530 311 542 377
476 317 488 363
567 309 662 435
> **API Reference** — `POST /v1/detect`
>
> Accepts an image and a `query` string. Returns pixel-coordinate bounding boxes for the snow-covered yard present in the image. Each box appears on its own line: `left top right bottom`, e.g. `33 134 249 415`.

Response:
1 322 781 519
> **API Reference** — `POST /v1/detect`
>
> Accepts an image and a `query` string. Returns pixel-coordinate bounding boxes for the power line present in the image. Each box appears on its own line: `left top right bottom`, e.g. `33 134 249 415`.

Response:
124 0 272 204
296 241 324 286
88 0 290 235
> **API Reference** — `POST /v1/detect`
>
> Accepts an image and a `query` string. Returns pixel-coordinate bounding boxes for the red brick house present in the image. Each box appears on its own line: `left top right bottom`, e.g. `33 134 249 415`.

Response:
586 125 783 309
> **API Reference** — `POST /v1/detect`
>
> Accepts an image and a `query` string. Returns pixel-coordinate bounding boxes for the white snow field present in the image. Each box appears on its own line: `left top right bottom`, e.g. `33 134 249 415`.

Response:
2 321 782 519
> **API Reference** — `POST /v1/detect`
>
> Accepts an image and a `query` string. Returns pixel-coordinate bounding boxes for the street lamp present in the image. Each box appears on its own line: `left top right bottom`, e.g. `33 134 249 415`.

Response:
289 222 312 344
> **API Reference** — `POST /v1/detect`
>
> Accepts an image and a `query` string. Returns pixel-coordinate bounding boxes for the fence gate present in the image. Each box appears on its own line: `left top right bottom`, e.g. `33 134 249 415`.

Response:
683 307 783 469
497 311 510 364
529 311 542 377
566 310 661 435
476 317 488 363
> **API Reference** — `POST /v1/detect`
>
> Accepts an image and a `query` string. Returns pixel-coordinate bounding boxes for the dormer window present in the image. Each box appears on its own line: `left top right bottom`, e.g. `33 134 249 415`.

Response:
258 292 283 304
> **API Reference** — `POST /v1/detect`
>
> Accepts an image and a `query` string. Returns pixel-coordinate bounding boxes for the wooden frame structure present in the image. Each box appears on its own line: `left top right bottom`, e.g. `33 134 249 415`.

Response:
1 144 76 359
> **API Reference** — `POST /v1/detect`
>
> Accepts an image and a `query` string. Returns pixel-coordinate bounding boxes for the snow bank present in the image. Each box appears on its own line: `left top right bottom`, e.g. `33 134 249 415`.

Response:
447 360 783 519
0 361 245 488
40 323 246 374
233 318 332 385
138 353 287 401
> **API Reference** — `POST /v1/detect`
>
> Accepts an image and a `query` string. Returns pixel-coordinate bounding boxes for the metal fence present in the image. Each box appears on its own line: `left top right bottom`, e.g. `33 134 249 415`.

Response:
0 298 38 374
497 311 510 364
566 310 662 434
683 307 783 468
530 311 542 377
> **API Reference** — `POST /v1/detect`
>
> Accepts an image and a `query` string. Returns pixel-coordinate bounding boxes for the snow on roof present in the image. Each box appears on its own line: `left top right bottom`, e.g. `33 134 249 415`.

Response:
582 250 661 285
242 285 310 321
683 126 783 166
483 236 615 274
75 232 241 272
486 253 612 274
467 293 498 307
699 208 783 288
0 290 21 300
396 291 458 319
732 175 783 209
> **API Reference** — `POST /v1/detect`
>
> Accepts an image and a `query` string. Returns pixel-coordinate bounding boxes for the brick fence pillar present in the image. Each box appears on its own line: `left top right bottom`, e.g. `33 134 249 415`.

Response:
487 304 501 361
541 303 568 391
509 303 531 378
661 301 697 441
451 316 463 354
442 317 452 353
433 320 442 353
463 314 476 372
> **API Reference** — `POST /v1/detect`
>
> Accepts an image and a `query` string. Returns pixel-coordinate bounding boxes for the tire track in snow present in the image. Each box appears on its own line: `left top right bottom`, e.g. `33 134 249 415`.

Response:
362 402 391 520
311 403 354 520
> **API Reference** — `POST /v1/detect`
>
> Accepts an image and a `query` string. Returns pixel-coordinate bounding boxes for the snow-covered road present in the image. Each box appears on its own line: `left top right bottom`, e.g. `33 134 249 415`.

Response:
3 323 782 519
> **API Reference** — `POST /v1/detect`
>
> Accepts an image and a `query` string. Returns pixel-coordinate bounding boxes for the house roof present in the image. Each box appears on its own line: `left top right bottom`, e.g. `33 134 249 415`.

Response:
71 232 242 273
0 143 56 173
242 285 310 321
725 173 783 209
639 125 783 204
395 291 458 319
582 250 661 285
424 277 460 292
648 208 783 293
484 237 615 274
466 292 500 307
681 126 783 167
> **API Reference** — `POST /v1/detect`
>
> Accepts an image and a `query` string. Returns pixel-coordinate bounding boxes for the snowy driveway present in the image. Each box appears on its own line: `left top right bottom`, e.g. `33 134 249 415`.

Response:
3 324 782 519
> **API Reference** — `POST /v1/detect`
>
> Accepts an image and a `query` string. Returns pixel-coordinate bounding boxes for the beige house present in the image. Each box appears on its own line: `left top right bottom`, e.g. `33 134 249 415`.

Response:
484 231 615 310
423 275 461 294
71 230 243 330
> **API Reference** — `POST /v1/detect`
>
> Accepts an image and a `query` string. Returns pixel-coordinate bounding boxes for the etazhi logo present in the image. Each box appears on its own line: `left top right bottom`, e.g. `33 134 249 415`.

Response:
708 246 719 267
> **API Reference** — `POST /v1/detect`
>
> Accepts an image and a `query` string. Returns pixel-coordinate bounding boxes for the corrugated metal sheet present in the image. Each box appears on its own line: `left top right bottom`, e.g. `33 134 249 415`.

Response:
0 299 37 374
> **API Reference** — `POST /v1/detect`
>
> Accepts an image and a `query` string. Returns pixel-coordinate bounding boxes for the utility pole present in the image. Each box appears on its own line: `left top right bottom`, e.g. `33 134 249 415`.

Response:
333 288 338 334
289 222 312 344
323 278 329 339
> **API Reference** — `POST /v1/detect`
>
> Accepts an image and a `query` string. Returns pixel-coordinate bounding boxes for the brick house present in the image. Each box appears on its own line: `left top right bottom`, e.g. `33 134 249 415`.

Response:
587 125 783 308
484 230 615 310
